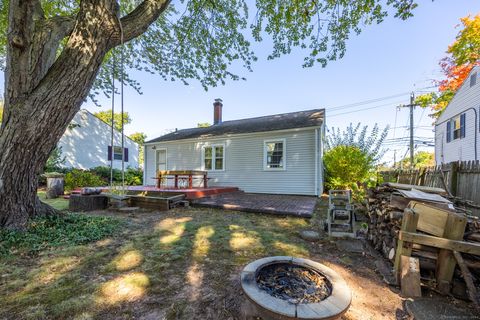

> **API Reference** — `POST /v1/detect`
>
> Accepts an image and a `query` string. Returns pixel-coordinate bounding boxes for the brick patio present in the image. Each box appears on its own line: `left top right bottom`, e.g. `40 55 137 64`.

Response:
192 192 317 217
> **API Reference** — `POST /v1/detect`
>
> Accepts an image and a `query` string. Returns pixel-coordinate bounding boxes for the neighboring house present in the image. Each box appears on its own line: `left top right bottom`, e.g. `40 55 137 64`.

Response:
58 109 139 169
435 65 480 164
144 100 325 196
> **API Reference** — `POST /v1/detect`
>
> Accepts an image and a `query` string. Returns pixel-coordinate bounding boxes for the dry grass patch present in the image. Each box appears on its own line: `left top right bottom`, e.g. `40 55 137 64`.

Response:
0 202 418 319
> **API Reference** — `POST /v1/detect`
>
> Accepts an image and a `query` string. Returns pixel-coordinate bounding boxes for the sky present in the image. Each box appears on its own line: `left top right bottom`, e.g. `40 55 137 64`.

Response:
3 1 480 165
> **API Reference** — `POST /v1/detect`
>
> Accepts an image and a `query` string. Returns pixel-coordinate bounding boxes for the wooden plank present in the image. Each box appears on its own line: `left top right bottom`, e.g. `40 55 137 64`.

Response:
408 201 450 237
453 251 479 306
394 209 419 282
385 182 446 195
399 232 480 255
436 212 467 294
400 255 422 298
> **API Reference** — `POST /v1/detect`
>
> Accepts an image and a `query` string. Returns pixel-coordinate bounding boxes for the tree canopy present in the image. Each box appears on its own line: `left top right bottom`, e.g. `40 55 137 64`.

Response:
398 151 434 169
0 0 419 229
0 0 419 97
93 110 132 132
418 14 480 118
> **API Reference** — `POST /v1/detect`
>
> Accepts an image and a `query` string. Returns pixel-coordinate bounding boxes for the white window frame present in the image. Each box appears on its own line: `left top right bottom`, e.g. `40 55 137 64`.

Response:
263 138 286 171
202 143 225 171
155 148 168 172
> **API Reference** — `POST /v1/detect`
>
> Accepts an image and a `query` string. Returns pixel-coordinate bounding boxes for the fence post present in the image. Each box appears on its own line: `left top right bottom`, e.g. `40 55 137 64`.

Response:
450 162 459 197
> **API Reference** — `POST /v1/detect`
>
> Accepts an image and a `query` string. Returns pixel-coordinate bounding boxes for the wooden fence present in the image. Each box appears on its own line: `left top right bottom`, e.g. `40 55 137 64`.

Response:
379 161 480 216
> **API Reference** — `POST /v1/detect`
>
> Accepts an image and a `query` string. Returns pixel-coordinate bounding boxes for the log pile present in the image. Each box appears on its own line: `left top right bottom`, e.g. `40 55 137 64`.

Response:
366 183 480 301
366 185 403 260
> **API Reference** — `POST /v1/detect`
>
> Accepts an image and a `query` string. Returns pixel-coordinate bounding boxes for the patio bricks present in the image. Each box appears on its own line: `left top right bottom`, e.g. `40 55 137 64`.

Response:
192 192 317 217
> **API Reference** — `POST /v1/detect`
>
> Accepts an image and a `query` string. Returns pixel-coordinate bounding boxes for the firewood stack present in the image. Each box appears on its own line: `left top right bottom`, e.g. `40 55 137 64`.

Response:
366 185 403 260
366 183 480 301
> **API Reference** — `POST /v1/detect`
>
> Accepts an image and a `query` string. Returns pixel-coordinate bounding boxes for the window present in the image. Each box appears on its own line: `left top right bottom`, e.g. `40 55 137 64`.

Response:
203 144 224 171
470 72 477 87
108 146 129 162
113 146 123 160
447 114 466 142
264 139 285 170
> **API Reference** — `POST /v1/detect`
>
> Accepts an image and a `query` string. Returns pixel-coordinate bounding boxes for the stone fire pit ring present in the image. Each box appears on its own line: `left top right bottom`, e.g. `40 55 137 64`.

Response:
241 256 351 320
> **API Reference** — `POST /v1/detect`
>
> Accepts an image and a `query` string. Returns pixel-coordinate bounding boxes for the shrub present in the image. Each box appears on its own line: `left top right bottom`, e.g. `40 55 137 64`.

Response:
324 123 388 202
0 213 122 256
324 146 377 202
90 166 143 186
125 167 143 186
90 166 122 182
64 169 105 191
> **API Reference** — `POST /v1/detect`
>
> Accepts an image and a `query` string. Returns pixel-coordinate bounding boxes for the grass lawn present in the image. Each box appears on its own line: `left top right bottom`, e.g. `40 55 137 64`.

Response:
0 202 412 320
38 191 69 211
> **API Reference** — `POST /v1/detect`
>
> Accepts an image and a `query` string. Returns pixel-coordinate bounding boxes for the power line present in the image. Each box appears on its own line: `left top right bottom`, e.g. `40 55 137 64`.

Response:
326 86 437 113
328 100 404 117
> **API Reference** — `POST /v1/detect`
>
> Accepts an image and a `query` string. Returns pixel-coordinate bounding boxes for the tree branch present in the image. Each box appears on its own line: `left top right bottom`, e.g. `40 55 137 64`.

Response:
117 0 171 45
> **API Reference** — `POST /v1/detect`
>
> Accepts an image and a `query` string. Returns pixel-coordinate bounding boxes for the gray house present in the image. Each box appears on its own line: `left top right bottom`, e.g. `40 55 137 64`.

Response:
143 100 325 196
58 109 139 169
435 65 480 163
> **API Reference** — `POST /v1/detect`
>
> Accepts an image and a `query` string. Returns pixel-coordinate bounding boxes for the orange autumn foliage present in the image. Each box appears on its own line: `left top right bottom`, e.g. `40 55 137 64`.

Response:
421 14 480 118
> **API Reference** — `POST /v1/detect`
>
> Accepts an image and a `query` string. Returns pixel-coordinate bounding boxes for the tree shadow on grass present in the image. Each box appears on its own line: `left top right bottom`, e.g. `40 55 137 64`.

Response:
1 202 409 320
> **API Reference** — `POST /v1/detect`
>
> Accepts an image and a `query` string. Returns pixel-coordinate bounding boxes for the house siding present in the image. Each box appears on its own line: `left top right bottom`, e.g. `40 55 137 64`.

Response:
58 110 139 169
435 66 480 164
144 128 322 195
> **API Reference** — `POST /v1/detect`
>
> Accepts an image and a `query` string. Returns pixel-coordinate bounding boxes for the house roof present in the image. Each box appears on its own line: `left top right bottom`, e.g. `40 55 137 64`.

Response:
146 108 325 143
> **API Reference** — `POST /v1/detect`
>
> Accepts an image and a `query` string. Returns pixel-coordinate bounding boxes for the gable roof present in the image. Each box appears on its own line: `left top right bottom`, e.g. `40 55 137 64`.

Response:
146 108 325 143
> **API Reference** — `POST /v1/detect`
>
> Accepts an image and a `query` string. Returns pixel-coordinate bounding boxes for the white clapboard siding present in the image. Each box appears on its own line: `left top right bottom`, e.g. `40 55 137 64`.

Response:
144 128 322 195
58 109 139 169
435 66 480 164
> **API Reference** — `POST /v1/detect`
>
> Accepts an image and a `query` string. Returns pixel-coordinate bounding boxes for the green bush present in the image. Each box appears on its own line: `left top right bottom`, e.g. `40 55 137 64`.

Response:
0 214 122 256
324 145 377 202
90 166 143 186
64 169 105 190
125 167 143 185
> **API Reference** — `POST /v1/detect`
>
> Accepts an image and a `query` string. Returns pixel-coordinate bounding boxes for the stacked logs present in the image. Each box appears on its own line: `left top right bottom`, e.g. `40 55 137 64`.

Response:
367 185 480 300
366 185 403 260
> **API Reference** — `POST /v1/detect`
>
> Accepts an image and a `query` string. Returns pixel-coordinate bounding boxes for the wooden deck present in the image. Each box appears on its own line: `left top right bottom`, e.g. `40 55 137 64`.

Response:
113 186 239 200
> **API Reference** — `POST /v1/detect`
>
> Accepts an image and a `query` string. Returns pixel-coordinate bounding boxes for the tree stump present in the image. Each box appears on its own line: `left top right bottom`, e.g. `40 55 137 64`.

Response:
69 194 108 212
46 177 64 196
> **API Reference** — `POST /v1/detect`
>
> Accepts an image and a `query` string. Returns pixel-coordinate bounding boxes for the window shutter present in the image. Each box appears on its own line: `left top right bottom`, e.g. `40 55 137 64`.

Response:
446 121 451 143
460 113 466 138
107 146 112 160
124 148 129 162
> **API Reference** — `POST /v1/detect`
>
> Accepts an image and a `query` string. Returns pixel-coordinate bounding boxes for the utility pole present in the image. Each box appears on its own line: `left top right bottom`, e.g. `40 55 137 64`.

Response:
409 92 415 169
398 92 418 169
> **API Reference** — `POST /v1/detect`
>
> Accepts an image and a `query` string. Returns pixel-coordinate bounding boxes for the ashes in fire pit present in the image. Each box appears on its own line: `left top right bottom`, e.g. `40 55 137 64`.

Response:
256 263 332 304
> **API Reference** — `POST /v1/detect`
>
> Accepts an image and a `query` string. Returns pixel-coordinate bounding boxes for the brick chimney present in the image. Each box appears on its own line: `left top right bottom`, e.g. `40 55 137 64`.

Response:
213 98 223 125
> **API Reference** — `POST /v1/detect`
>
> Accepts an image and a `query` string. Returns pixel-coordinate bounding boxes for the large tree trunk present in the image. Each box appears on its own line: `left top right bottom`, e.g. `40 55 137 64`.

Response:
0 0 169 229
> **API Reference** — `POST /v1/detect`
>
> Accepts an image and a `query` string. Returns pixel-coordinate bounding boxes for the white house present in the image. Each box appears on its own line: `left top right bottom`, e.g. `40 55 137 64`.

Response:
143 100 325 196
435 65 480 164
58 109 139 169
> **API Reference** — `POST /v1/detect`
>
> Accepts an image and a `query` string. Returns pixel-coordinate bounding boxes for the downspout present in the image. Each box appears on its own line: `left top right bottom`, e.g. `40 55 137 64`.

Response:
143 145 147 186
315 128 318 196
434 107 478 161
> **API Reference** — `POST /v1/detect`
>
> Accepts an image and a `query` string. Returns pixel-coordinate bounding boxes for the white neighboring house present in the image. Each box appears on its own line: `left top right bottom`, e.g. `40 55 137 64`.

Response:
58 109 139 169
143 100 325 196
435 65 480 164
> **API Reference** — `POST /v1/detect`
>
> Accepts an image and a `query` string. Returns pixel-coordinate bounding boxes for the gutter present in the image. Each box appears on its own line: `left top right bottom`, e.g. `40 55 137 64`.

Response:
434 107 478 161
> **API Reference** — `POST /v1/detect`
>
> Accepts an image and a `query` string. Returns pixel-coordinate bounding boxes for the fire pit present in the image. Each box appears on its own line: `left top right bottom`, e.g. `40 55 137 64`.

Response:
241 256 351 320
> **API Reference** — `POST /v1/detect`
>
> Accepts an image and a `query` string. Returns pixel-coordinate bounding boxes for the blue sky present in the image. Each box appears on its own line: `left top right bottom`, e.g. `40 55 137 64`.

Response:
3 1 480 164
